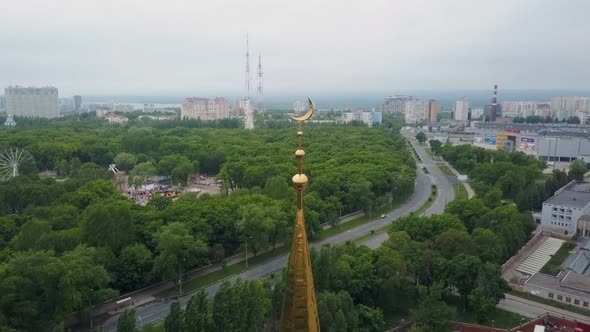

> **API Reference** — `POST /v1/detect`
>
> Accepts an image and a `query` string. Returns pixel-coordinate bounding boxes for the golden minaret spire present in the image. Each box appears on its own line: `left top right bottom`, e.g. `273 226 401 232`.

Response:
280 98 320 332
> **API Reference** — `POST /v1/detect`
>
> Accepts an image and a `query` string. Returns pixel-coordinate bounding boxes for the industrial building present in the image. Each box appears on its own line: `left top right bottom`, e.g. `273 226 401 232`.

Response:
4 86 59 118
474 123 590 162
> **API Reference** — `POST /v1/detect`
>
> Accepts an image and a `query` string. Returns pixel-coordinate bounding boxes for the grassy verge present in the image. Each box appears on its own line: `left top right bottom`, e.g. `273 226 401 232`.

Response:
437 163 454 176
539 241 576 275
420 142 432 157
382 297 528 331
455 307 528 329
353 227 388 244
456 183 469 199
508 290 590 316
415 185 437 215
445 296 529 329
450 182 469 200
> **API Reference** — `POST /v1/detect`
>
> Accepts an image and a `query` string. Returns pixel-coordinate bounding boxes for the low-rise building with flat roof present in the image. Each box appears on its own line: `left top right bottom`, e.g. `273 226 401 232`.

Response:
525 239 590 311
541 180 590 236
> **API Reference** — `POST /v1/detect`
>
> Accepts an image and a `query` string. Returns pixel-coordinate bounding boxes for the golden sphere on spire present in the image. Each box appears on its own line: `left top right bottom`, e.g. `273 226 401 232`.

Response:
292 173 308 188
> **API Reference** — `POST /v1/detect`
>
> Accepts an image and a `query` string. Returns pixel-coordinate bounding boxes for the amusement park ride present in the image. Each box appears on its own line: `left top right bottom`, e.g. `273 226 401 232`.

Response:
0 147 33 181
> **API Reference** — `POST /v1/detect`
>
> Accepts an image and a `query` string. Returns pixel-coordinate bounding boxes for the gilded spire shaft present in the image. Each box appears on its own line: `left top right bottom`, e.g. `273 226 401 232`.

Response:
280 99 320 332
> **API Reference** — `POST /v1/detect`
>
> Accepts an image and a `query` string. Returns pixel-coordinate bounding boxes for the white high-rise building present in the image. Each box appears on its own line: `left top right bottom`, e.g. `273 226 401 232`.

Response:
454 98 469 121
501 101 538 118
293 100 307 113
181 97 229 121
341 111 373 127
5 86 59 118
471 108 484 119
551 96 590 115
382 95 416 113
403 99 426 124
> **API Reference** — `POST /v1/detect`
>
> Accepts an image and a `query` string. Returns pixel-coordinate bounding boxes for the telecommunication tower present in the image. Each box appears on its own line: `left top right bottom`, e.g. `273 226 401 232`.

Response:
243 34 255 129
257 54 264 113
245 34 251 99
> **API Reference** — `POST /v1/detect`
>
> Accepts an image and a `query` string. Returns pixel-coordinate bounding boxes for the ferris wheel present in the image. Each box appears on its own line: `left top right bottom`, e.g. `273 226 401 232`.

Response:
0 147 34 181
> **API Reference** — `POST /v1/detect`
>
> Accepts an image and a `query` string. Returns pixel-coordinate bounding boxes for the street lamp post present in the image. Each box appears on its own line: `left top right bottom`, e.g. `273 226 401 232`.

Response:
178 262 182 296
245 236 253 268
89 288 93 331
178 258 186 297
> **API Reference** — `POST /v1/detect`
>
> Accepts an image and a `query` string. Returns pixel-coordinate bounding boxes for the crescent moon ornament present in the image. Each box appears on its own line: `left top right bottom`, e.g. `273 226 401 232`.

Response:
291 98 315 122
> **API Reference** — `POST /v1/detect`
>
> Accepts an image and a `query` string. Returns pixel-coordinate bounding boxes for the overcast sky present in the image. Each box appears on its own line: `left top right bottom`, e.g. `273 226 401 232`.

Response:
1 0 590 96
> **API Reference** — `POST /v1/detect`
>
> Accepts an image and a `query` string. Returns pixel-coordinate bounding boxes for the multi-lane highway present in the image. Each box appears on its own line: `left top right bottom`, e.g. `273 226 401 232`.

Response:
100 140 453 331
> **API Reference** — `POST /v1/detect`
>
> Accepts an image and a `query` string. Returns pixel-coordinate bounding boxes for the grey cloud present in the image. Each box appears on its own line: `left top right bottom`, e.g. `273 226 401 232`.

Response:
1 0 589 95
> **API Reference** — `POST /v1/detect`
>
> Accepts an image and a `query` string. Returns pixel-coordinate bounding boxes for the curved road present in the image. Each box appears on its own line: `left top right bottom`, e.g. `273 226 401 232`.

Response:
101 140 453 331
361 139 454 248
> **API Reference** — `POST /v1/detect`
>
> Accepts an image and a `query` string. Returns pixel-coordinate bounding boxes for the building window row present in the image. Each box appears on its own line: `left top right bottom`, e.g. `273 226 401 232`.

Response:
550 221 569 227
552 207 572 215
549 293 589 308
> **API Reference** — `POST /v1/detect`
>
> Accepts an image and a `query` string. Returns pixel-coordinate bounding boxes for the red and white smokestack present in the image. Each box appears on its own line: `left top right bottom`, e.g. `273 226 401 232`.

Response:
492 84 498 105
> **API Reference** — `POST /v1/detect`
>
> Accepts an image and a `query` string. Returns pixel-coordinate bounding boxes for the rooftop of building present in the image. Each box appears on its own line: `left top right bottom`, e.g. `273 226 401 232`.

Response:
544 179 590 208
5 86 58 93
544 190 590 208
538 129 590 138
475 122 590 137
567 252 590 275
526 271 590 298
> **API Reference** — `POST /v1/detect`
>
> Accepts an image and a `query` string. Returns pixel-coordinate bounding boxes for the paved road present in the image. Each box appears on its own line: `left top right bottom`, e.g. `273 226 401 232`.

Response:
360 140 453 248
408 139 455 217
498 294 590 324
100 141 453 331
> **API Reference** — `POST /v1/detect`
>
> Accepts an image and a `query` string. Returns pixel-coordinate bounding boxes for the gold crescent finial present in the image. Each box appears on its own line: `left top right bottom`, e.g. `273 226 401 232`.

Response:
290 98 314 122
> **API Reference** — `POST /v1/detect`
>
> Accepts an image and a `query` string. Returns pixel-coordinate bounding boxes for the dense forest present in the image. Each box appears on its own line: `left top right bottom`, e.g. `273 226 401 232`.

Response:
0 117 415 331
115 144 550 332
118 190 534 332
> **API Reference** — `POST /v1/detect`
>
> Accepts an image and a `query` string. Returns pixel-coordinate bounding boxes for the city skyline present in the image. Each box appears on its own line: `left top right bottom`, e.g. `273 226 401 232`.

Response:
2 0 590 96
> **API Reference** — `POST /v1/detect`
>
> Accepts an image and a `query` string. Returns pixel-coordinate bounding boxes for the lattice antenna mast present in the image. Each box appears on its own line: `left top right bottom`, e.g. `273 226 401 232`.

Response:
245 34 251 99
257 54 264 113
